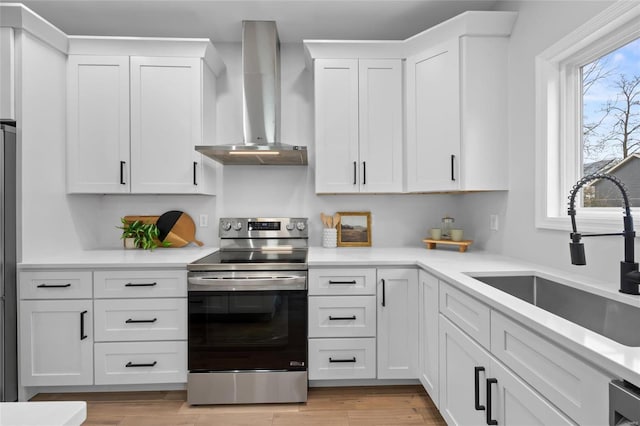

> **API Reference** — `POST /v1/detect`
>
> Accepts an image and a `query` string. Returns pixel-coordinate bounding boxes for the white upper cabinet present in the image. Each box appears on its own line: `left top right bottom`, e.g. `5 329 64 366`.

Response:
129 56 203 193
67 55 130 193
306 11 516 194
314 58 403 193
406 39 460 192
66 38 224 195
405 32 512 192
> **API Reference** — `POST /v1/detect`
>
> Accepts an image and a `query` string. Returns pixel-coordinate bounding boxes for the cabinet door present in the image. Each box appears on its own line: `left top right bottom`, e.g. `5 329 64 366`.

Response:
439 315 490 426
130 56 202 193
377 268 418 379
418 270 439 406
406 39 460 192
358 59 403 193
20 300 93 386
67 55 130 193
314 59 360 193
489 360 575 426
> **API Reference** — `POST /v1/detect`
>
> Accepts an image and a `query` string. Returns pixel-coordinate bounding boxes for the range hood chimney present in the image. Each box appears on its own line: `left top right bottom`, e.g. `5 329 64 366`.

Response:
196 21 308 166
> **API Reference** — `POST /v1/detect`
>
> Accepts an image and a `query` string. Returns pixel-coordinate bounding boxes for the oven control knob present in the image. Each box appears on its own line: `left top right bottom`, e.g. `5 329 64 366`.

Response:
286 222 295 231
221 221 232 231
296 221 306 231
233 222 243 231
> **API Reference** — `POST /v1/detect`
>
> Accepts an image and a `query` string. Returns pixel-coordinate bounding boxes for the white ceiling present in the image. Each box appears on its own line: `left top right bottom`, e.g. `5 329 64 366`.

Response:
4 0 500 43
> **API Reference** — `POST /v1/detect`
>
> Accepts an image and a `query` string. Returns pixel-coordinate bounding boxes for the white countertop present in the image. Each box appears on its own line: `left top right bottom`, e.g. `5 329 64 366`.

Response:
18 246 217 269
17 245 640 387
0 401 86 426
310 246 640 388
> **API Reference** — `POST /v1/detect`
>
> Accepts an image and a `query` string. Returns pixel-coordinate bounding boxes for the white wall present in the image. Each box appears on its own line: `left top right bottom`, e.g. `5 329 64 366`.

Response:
459 0 640 290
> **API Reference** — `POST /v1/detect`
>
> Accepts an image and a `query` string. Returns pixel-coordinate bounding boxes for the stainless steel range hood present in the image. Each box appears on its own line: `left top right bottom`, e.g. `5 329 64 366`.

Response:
196 21 307 166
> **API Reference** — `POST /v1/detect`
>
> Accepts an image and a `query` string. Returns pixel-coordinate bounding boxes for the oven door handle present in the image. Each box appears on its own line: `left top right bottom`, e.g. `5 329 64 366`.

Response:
188 275 307 291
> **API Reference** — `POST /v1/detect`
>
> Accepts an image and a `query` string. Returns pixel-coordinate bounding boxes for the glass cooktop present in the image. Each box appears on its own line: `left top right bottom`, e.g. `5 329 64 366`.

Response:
187 249 308 271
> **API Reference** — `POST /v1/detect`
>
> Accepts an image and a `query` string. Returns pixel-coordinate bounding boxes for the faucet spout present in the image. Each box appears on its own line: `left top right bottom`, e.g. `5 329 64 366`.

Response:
567 173 638 295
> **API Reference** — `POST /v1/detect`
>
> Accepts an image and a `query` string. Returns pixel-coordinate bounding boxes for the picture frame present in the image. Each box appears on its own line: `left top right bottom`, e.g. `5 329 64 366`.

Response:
337 211 372 247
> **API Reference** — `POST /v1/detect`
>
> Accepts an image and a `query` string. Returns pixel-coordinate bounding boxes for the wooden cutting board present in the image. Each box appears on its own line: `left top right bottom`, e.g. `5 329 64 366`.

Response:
123 213 203 248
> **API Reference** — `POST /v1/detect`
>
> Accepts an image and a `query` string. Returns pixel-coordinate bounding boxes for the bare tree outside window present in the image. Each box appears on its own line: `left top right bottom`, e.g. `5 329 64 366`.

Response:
582 38 640 207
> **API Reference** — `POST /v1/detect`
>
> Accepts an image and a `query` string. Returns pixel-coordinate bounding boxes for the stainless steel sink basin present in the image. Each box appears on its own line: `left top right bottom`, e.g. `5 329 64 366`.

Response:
470 274 640 347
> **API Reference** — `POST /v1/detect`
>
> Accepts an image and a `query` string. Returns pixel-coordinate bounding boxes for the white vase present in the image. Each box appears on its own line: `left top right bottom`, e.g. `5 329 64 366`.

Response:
322 228 337 248
123 238 137 249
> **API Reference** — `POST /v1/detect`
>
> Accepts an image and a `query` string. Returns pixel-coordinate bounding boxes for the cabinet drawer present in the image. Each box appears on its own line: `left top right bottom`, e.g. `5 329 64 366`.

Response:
309 268 376 295
94 270 186 298
491 311 609 426
309 296 376 338
19 271 92 300
94 298 186 342
94 341 186 385
439 281 490 349
308 338 376 380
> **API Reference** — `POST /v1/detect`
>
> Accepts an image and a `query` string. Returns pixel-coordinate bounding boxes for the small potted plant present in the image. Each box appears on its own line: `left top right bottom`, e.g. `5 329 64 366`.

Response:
118 218 171 250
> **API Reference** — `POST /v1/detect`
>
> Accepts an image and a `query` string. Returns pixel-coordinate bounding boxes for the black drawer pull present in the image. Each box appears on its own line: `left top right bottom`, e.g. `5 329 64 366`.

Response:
124 282 157 287
125 318 158 324
37 283 71 288
125 361 157 368
193 161 198 186
329 357 356 363
328 280 357 285
382 278 386 307
486 378 498 425
328 315 356 321
474 366 486 410
120 161 126 185
80 310 88 340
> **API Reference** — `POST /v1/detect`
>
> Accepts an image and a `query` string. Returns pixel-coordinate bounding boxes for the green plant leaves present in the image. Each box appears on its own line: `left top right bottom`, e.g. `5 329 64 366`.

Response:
117 218 169 251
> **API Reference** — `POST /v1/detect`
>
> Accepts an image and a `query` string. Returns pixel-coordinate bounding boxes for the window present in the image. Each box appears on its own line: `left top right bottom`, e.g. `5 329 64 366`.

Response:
582 39 640 208
535 2 640 232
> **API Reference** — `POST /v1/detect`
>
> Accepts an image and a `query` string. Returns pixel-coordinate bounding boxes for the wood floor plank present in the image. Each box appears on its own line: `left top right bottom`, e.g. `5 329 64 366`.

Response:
31 385 446 426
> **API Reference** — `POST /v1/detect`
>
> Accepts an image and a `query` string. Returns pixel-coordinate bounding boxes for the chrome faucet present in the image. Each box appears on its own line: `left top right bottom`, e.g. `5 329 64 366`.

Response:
568 173 640 295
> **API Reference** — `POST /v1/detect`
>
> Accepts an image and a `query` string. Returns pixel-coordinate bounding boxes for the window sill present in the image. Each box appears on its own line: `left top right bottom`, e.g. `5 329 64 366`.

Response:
536 212 640 234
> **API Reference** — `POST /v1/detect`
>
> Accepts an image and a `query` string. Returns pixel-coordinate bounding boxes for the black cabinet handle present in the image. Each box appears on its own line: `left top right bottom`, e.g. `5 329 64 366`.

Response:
329 357 356 363
120 161 126 185
474 366 486 410
80 310 88 340
37 283 71 288
353 161 357 185
125 282 157 287
363 161 366 185
328 315 356 321
125 318 158 324
451 154 456 181
193 161 198 186
486 378 498 425
125 361 157 368
382 278 386 307
328 280 357 285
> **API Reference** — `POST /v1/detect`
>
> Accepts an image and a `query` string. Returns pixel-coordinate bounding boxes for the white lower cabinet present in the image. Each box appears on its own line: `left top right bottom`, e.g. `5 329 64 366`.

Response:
308 338 376 380
19 268 187 390
439 315 573 426
418 270 439 406
377 268 418 379
19 300 93 386
94 341 187 385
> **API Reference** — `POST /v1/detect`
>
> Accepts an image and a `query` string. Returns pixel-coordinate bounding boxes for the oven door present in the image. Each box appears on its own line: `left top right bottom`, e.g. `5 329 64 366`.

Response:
187 272 307 372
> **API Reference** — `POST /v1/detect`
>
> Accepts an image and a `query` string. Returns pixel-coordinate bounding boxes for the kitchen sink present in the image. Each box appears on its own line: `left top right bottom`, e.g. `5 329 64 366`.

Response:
469 274 640 347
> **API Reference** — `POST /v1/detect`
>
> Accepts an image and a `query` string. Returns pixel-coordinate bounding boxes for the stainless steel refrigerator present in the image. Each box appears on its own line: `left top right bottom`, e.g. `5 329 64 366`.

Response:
1 123 17 401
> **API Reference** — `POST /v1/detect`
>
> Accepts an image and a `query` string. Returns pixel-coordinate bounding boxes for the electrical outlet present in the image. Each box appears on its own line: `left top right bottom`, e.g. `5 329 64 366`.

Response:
490 214 499 231
199 214 209 227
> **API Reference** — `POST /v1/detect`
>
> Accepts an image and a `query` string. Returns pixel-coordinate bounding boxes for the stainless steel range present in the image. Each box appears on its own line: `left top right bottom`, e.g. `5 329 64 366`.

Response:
187 217 308 405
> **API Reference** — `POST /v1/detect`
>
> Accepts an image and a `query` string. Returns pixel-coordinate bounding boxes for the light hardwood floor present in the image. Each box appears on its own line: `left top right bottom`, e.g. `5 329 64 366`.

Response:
32 385 446 426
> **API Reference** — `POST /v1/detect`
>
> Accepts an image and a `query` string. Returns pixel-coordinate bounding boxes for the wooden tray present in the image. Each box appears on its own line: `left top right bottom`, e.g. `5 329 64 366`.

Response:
423 238 473 253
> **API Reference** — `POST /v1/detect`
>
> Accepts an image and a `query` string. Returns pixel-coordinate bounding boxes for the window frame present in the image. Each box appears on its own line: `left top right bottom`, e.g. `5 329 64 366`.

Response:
535 1 640 233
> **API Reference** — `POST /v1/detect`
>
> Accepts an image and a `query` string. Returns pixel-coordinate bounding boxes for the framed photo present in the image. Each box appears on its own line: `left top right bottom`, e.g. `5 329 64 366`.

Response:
337 211 371 247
